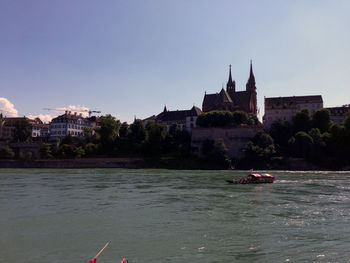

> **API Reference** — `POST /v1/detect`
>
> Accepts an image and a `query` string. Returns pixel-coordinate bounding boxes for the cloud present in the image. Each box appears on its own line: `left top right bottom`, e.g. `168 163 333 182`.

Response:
0 97 18 117
62 105 90 117
27 114 53 123
42 105 91 118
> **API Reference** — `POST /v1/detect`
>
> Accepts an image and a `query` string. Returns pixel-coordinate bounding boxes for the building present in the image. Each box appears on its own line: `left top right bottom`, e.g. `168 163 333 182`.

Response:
144 106 202 132
30 118 49 138
326 105 350 124
50 111 92 138
263 95 323 129
202 61 257 115
0 116 48 141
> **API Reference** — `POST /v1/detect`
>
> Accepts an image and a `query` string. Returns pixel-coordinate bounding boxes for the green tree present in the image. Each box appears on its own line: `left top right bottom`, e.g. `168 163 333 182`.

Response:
344 113 350 132
293 108 312 133
252 130 274 148
269 119 292 148
57 144 85 159
39 143 52 159
243 131 276 162
312 109 331 133
129 119 147 145
201 138 230 168
14 118 32 142
0 145 15 159
84 142 98 156
232 111 249 125
144 121 167 156
119 122 129 138
289 131 314 158
96 114 121 154
196 110 251 127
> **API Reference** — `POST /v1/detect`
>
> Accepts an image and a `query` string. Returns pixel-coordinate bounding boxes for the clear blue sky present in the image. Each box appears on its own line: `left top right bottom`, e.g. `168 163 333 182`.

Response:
1 0 349 123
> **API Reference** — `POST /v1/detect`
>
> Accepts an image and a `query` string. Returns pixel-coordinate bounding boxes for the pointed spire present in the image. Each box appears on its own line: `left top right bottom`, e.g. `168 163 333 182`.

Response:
228 64 233 83
163 105 167 112
226 64 235 93
249 60 255 81
246 60 256 91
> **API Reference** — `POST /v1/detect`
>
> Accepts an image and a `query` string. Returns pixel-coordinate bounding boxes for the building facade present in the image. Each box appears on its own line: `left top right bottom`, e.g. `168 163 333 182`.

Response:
202 61 257 115
0 116 48 141
50 112 92 138
144 106 202 132
263 95 323 129
326 105 350 123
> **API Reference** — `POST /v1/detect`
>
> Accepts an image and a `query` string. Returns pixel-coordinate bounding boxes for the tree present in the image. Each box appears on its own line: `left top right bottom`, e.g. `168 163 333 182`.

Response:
312 109 331 133
96 114 121 154
119 122 129 138
269 119 292 148
243 131 276 162
232 111 249 125
0 145 15 159
252 130 274 148
144 121 167 156
40 143 52 159
293 108 311 133
84 142 98 156
201 138 230 168
196 110 251 128
57 144 85 159
129 119 147 145
344 113 350 133
289 131 314 158
14 118 31 142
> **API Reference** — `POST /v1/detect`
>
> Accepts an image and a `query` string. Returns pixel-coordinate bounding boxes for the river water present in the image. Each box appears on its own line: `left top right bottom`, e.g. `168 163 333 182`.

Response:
0 169 349 263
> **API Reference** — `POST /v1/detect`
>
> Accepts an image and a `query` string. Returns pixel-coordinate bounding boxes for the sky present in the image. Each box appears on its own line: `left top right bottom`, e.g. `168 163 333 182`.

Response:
1 0 349 123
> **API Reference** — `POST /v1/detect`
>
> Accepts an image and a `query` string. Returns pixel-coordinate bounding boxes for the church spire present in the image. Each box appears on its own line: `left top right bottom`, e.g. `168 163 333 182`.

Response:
246 60 256 91
226 64 235 93
228 64 233 83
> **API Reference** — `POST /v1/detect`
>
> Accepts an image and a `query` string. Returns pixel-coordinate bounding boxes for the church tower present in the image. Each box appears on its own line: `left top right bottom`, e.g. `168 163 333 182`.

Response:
246 60 256 91
226 64 236 94
246 60 257 115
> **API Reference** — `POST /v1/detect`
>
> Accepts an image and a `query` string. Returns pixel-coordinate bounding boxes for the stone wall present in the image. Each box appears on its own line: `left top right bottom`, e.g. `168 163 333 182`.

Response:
0 157 146 168
191 126 261 159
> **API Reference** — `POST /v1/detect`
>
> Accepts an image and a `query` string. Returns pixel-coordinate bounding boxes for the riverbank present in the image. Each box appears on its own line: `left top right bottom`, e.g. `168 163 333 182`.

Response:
0 158 146 169
0 157 348 170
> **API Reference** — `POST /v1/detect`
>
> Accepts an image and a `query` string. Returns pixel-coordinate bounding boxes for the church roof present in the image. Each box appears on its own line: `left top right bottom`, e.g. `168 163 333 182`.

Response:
156 106 202 122
231 91 253 106
219 88 233 103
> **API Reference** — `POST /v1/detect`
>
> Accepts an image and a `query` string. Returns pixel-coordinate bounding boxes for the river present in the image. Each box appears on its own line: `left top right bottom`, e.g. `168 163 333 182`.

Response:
0 169 349 263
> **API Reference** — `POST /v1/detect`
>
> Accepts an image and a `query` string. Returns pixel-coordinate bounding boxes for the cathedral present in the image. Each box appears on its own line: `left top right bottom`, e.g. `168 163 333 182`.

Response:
202 61 257 115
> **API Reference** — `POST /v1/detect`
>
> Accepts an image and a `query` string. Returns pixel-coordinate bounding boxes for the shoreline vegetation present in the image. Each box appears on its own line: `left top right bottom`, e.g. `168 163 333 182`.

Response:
1 108 350 170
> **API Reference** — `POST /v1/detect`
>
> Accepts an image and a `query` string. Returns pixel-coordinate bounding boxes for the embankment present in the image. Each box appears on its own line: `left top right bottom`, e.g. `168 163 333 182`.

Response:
0 158 146 169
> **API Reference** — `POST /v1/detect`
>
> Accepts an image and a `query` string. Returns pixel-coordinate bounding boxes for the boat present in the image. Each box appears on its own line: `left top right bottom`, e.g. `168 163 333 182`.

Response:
226 173 274 184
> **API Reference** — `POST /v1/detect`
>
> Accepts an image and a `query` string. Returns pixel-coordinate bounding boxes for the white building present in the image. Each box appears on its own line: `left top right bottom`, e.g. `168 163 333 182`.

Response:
143 106 202 132
326 105 350 124
263 95 323 129
50 112 92 138
0 117 49 141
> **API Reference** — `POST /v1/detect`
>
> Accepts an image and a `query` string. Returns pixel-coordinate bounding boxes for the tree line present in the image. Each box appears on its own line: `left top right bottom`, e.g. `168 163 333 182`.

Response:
240 108 350 169
1 109 350 170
